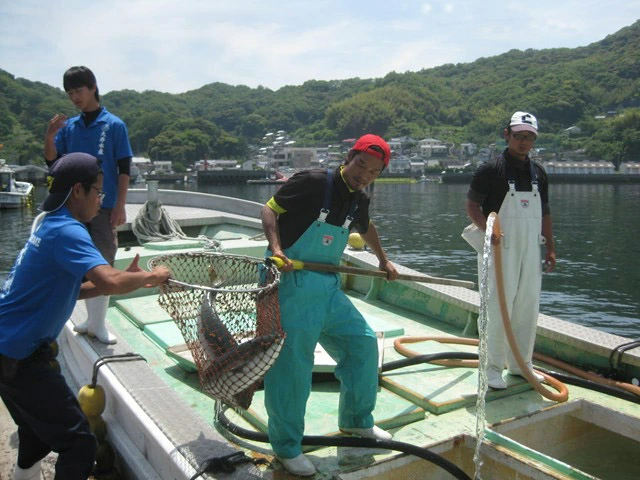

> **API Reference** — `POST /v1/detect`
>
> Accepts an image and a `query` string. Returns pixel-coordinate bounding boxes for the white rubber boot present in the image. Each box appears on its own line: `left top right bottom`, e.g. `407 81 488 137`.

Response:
74 296 101 334
14 460 41 480
487 366 507 389
278 454 316 477
85 296 117 344
73 298 92 334
340 425 393 440
508 363 545 383
73 319 90 334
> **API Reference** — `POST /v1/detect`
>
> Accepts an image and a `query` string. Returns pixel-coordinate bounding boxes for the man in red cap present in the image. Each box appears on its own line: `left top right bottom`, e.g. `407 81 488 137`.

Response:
261 134 398 476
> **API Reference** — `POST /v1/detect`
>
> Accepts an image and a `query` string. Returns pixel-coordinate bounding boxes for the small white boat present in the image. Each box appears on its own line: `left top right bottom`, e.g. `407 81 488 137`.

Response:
0 160 34 209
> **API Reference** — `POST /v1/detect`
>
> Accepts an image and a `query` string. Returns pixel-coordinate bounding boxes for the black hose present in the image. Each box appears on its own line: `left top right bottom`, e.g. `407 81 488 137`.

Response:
214 350 640 480
216 404 472 480
381 351 478 372
383 351 640 404
214 352 481 480
534 367 640 404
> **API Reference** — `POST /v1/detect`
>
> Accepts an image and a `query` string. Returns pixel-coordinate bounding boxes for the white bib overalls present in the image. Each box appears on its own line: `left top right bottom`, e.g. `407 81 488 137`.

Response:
484 163 543 372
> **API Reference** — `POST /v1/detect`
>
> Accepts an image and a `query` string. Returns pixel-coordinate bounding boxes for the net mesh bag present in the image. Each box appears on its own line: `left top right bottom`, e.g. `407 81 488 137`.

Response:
147 252 283 409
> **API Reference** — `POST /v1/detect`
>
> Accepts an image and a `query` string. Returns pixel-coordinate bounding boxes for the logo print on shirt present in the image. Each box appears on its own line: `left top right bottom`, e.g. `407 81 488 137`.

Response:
98 124 110 156
520 199 529 208
322 235 334 246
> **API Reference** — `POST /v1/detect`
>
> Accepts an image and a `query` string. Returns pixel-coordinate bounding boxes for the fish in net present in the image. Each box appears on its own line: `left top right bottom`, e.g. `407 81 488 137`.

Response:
147 252 284 409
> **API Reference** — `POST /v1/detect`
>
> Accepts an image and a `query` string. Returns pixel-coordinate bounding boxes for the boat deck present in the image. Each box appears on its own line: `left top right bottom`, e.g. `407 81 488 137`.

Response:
59 275 640 479
3 199 640 479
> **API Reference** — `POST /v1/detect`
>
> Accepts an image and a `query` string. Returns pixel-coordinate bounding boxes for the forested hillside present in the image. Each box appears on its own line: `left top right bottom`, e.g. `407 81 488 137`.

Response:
1 20 639 166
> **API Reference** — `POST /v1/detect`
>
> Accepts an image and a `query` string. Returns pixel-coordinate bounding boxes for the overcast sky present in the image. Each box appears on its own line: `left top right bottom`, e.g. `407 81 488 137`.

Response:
1 1 638 95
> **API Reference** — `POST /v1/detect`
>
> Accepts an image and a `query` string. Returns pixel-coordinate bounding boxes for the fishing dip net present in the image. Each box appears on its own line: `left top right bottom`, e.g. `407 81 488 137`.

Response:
147 252 284 409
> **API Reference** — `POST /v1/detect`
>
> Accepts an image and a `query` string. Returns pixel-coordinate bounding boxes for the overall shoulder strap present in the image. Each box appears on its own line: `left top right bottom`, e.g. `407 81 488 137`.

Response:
317 169 333 222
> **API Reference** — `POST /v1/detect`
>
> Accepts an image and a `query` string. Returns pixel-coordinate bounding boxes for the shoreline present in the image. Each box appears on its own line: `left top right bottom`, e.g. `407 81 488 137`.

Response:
440 172 640 184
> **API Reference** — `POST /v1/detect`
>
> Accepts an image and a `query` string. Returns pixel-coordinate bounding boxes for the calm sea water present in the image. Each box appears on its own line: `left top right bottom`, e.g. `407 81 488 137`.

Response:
2 182 639 339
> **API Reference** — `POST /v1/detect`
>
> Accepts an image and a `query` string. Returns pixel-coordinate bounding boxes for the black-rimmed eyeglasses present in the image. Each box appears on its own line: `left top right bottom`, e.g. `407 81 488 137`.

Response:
90 186 106 202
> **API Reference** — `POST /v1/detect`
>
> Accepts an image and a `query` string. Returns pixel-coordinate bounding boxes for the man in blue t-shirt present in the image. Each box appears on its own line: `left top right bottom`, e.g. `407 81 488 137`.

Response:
44 66 133 344
0 153 169 480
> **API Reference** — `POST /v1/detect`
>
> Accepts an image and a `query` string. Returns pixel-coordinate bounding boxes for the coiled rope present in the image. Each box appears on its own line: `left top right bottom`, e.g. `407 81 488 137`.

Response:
131 201 221 250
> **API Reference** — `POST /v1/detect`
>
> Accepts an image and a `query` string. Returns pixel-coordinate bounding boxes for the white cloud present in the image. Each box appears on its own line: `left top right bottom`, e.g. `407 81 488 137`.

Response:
1 1 638 94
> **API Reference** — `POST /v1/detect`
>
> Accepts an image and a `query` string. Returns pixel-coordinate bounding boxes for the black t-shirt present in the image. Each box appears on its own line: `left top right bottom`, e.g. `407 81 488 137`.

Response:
467 149 550 217
271 168 371 250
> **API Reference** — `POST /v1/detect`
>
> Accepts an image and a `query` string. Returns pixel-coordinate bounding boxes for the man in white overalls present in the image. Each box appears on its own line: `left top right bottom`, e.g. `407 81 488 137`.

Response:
465 112 556 389
261 134 399 476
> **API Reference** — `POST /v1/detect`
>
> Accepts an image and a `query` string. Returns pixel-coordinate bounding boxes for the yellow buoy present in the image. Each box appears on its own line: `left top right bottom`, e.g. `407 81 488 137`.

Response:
348 233 366 250
78 384 106 417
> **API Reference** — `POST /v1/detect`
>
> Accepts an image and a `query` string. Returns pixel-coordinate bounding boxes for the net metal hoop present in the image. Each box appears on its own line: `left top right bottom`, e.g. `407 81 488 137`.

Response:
147 251 283 409
164 277 272 295
148 251 280 295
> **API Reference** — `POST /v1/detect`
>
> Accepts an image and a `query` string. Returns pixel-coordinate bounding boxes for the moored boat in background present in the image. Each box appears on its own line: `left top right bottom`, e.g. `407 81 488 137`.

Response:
0 159 34 209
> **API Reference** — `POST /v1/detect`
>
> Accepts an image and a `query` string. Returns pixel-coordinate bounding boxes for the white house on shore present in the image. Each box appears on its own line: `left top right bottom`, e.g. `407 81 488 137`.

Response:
418 138 449 157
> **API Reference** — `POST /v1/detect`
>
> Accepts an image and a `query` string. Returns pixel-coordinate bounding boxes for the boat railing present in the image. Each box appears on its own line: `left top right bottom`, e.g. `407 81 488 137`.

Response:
127 184 263 219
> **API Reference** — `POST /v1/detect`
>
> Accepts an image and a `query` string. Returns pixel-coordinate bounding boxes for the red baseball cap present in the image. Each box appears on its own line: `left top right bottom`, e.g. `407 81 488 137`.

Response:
352 134 391 167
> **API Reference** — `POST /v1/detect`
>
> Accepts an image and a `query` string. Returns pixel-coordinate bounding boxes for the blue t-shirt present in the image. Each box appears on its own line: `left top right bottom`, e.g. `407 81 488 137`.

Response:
0 208 108 359
54 107 133 209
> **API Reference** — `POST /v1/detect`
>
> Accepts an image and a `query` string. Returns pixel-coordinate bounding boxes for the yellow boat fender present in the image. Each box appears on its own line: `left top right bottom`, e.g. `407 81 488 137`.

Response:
78 383 107 417
348 232 366 250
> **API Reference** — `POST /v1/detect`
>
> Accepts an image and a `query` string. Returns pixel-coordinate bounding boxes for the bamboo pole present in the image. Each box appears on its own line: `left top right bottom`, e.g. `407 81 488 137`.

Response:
267 257 475 289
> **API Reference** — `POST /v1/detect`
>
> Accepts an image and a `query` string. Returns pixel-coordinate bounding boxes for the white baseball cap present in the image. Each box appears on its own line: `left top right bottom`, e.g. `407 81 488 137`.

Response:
509 111 538 135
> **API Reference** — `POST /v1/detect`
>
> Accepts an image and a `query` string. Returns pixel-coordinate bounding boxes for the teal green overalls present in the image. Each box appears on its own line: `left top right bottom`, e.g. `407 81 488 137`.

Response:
264 170 379 459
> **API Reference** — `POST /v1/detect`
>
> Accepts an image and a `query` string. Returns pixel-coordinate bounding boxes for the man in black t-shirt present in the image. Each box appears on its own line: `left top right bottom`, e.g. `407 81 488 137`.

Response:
465 112 556 390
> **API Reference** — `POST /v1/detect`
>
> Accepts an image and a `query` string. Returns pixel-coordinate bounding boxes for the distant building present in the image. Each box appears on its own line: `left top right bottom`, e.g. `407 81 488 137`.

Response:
620 162 640 175
386 156 411 174
410 161 426 175
194 159 238 171
271 147 318 169
152 160 173 174
418 138 448 157
460 143 477 156
132 157 153 176
388 136 417 155
387 139 402 153
543 161 615 174
289 148 317 169
241 160 258 170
